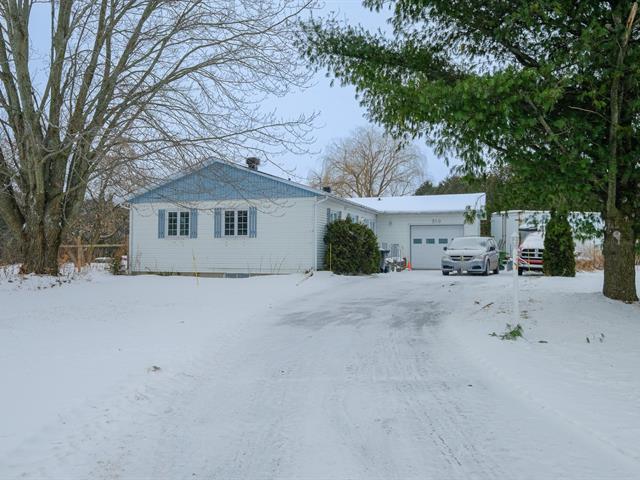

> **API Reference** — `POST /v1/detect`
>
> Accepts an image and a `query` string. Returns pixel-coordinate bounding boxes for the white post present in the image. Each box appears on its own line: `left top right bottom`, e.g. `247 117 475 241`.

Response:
511 231 520 324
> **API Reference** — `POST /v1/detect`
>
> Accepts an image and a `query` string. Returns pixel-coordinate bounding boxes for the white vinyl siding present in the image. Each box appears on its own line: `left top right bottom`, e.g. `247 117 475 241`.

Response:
130 198 317 274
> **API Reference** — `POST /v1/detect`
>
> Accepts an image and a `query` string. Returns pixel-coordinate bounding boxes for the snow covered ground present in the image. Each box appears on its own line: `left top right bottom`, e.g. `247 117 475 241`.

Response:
1 268 638 479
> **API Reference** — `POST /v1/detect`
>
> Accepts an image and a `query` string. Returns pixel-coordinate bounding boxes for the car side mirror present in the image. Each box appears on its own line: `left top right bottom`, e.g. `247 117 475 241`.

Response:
443 246 448 251
489 245 496 251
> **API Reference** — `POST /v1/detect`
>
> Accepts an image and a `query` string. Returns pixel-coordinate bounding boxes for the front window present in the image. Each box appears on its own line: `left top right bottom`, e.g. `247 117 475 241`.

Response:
168 212 178 236
225 211 235 236
179 212 190 236
224 210 249 236
237 210 248 236
167 211 189 237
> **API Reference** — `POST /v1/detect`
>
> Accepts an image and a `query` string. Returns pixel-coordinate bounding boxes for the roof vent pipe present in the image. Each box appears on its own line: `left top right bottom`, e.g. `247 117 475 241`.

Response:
246 157 260 170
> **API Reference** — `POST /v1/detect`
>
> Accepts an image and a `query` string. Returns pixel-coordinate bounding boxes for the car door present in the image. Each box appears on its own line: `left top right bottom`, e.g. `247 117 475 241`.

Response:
489 239 499 269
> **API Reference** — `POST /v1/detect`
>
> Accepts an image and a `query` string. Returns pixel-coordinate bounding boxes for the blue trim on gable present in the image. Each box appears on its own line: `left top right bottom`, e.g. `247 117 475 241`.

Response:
130 161 317 204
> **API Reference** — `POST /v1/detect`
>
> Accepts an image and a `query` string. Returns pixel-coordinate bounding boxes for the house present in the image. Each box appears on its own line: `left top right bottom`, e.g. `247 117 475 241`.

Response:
127 159 484 275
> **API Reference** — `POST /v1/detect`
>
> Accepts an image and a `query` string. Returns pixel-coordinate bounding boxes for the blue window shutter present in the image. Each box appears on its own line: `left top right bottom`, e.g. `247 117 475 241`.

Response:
338 211 342 220
214 208 222 238
158 209 166 238
190 208 198 238
327 208 331 224
249 206 257 238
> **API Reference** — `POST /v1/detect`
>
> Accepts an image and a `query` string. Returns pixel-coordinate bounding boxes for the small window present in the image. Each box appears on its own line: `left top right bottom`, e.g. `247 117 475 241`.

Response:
224 211 235 236
330 211 340 223
426 238 435 244
167 211 189 237
224 210 249 236
167 212 178 236
413 238 423 245
438 238 448 244
237 210 248 236
179 212 190 236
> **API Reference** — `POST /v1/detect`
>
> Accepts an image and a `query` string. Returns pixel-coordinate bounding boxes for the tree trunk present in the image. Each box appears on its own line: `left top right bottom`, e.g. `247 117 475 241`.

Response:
602 210 638 302
20 217 63 275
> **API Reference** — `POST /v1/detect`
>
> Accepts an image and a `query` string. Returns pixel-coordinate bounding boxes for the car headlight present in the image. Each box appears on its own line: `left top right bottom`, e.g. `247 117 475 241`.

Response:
442 255 451 261
472 255 486 261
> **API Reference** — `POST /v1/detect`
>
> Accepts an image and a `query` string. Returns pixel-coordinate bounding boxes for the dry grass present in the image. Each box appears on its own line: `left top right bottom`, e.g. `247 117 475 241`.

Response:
575 245 604 272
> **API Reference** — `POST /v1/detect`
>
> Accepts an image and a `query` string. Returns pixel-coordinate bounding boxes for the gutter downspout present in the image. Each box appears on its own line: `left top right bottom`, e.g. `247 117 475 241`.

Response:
313 195 330 271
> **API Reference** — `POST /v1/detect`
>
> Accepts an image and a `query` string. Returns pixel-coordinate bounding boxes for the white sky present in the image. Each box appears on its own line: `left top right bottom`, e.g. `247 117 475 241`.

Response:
25 1 454 189
267 0 454 185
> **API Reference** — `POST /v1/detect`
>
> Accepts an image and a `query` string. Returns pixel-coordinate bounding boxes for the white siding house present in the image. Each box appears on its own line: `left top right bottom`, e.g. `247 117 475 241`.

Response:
128 160 484 275
349 195 484 269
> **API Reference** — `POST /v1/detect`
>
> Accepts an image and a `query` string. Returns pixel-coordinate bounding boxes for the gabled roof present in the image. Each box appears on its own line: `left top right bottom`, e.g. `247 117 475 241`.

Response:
348 193 486 214
128 159 484 215
127 159 378 212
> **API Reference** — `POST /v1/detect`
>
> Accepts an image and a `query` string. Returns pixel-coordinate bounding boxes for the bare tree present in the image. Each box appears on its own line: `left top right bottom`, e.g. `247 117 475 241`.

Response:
308 127 425 198
64 151 138 262
0 0 315 274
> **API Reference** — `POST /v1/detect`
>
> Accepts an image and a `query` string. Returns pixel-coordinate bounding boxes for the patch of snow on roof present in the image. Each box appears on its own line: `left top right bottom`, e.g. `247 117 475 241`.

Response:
348 193 486 213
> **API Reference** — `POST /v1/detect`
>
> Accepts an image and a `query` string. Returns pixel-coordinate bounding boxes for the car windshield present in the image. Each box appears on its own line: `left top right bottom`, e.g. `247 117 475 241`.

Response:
449 237 487 249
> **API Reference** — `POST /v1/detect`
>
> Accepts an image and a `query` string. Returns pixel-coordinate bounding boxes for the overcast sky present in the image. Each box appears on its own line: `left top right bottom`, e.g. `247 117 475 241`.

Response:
26 1 454 188
266 0 454 185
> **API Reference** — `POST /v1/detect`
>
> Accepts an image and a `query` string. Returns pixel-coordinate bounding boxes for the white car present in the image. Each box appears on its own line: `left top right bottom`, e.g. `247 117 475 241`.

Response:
441 236 500 276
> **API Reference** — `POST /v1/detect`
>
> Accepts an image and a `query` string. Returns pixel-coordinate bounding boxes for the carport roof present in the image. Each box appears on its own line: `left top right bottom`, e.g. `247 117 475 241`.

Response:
349 193 486 214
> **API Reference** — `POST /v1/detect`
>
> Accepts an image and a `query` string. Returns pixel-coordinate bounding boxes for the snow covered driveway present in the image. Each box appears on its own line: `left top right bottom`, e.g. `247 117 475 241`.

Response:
1 270 639 479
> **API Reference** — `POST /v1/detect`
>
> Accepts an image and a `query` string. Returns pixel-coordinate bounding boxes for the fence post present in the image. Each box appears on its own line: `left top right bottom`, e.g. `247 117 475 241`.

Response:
76 236 83 272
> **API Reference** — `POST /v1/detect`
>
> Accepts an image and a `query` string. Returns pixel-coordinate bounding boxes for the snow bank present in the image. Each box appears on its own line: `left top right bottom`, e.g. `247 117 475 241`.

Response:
445 269 640 464
0 270 346 472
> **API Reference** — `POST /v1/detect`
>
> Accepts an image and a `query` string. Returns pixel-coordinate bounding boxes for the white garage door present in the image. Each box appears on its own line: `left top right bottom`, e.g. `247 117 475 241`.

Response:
410 225 464 269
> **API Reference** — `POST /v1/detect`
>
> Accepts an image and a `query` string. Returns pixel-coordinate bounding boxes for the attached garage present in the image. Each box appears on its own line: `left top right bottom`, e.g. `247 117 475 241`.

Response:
349 194 485 270
410 224 465 269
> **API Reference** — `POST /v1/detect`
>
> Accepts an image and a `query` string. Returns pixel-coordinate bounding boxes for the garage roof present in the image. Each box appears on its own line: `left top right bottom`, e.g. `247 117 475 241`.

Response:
348 193 486 214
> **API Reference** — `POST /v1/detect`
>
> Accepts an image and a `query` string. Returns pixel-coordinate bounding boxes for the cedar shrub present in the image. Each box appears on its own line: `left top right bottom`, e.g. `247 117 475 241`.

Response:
324 218 379 274
544 210 576 277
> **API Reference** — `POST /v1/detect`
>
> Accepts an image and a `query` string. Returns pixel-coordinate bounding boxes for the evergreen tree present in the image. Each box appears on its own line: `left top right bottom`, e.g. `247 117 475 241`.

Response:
324 218 380 275
302 0 639 301
544 210 576 277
